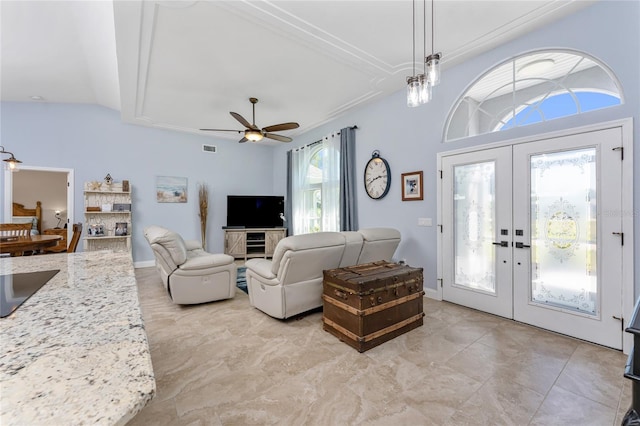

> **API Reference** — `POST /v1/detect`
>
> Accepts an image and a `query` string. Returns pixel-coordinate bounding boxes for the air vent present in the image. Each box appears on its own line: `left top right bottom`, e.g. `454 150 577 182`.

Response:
202 144 217 153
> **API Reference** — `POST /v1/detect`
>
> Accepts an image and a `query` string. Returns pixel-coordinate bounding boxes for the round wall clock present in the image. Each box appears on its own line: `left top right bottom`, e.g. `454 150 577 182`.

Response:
364 150 391 199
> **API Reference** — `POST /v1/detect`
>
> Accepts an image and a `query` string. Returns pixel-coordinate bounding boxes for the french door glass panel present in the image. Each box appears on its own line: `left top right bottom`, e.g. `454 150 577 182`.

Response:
530 148 597 315
454 161 496 294
441 147 513 319
512 127 623 349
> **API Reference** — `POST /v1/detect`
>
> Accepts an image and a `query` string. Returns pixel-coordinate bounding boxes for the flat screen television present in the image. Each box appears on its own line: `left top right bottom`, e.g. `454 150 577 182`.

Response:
226 195 285 228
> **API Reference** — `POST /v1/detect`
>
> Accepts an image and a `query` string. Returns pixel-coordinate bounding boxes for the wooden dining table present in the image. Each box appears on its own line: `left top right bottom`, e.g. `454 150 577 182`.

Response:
0 234 62 256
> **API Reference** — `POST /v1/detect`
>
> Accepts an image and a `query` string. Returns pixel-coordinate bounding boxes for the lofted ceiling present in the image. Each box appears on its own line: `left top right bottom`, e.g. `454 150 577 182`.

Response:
1 0 595 145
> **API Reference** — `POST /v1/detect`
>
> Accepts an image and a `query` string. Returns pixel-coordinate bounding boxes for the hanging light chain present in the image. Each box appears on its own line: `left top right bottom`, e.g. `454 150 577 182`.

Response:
426 0 441 86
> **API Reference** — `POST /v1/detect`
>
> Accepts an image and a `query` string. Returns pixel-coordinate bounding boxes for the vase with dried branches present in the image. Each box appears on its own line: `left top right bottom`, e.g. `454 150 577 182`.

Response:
198 183 209 250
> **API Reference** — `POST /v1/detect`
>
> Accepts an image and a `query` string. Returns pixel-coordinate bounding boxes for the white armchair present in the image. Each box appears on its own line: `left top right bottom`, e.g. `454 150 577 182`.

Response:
246 232 346 319
144 225 237 305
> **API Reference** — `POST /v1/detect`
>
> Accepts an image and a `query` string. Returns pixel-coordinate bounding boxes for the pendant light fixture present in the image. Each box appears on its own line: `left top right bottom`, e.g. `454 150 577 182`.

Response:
418 0 431 104
425 0 441 86
407 0 431 107
0 145 22 171
406 0 421 107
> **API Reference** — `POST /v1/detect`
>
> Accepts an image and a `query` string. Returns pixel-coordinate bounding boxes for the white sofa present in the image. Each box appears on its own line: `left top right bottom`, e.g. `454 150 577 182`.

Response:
246 228 400 319
144 225 237 305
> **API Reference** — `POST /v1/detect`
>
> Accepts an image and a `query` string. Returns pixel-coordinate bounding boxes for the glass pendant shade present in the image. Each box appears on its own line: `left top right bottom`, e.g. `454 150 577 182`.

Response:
418 74 431 104
426 53 441 86
2 155 21 171
406 76 421 107
0 146 21 171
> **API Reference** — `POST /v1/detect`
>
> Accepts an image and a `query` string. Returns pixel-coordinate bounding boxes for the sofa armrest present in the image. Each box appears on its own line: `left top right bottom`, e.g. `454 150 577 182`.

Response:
179 253 234 271
245 258 276 280
184 239 203 251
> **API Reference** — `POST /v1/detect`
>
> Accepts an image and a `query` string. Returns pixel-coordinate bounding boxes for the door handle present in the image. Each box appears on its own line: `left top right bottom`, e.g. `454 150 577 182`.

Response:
492 241 509 247
515 242 531 249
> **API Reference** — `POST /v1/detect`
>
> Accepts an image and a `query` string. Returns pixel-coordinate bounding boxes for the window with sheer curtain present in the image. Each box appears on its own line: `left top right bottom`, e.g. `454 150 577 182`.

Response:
290 134 341 235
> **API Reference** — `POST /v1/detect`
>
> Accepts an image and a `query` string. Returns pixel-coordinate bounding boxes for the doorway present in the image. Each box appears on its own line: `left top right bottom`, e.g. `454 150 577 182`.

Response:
3 166 74 245
438 122 633 350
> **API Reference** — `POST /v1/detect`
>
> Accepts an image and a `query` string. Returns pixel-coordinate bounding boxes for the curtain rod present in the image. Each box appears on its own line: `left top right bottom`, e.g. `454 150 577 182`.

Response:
326 125 359 139
292 125 359 151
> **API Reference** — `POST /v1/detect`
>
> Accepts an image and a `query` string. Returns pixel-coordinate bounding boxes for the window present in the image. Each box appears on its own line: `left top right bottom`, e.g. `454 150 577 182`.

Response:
300 146 324 233
445 50 623 141
291 135 340 234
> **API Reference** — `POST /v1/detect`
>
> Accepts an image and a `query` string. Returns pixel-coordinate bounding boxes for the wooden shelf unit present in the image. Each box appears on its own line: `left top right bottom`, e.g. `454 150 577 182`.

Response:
83 182 132 253
224 228 286 260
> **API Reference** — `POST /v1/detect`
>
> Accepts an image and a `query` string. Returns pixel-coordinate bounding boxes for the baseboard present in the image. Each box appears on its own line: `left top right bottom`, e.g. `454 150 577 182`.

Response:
424 287 441 301
134 260 155 269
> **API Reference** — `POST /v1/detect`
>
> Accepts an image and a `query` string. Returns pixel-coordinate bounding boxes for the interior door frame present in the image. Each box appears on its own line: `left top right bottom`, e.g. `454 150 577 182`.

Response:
3 165 75 244
436 118 634 353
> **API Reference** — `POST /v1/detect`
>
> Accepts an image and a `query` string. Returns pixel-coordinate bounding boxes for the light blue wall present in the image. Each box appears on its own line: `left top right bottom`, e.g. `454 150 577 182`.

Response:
0 103 276 262
273 0 640 292
2 2 637 292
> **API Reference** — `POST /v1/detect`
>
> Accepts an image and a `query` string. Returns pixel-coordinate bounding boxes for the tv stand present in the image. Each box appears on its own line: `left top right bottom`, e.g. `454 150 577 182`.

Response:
224 228 286 260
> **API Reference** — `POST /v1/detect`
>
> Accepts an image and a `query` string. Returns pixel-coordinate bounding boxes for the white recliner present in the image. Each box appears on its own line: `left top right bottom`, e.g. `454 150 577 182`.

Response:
245 228 401 319
144 225 237 305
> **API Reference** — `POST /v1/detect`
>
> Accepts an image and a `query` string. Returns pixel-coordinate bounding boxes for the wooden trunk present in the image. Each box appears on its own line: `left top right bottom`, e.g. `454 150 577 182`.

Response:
322 261 424 352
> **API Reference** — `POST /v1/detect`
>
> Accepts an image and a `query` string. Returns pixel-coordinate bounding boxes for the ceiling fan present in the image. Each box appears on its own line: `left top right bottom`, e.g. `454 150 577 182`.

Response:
200 97 299 143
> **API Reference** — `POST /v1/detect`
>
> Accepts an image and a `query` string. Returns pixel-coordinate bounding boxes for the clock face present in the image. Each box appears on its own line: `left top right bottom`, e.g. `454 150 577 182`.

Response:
364 156 391 199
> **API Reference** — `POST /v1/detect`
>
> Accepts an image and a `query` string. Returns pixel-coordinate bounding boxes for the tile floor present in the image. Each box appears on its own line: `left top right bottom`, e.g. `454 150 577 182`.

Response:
129 267 631 425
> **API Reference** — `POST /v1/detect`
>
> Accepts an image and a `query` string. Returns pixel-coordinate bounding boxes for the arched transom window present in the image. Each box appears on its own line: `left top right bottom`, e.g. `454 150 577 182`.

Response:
445 50 623 141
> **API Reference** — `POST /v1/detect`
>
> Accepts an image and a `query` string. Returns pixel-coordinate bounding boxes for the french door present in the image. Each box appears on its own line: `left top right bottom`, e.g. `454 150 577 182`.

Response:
441 127 624 349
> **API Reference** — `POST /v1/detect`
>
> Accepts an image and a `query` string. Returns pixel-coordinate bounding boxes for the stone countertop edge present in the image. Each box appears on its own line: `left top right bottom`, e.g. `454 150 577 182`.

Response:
0 250 156 425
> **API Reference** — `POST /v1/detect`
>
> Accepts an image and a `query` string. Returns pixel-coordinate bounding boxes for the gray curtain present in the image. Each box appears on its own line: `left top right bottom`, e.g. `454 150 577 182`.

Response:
285 150 293 236
340 126 358 231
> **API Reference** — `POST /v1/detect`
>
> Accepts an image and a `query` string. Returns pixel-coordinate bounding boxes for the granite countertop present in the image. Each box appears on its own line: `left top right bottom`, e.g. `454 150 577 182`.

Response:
0 251 155 425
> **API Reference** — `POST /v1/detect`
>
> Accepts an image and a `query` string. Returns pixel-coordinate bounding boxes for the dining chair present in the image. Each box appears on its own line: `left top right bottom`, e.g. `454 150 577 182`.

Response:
67 223 83 253
0 223 32 237
43 222 83 254
0 223 32 256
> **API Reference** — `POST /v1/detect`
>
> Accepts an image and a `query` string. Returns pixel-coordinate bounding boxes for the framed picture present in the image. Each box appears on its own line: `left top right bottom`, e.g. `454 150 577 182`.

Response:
112 203 131 212
401 171 423 201
115 222 128 236
156 176 187 203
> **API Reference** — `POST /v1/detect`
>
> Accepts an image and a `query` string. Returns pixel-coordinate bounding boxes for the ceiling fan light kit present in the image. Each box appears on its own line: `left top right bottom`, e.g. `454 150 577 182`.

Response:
245 129 263 142
200 97 299 144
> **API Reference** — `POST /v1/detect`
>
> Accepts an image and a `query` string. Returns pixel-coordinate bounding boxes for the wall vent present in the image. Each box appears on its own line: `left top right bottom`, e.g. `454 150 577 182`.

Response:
202 144 217 153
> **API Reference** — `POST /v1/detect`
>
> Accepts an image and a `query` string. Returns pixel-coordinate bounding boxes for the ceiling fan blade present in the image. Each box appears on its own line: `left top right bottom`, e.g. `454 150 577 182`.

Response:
262 122 300 132
230 112 255 129
238 137 248 143
199 128 242 133
264 133 292 143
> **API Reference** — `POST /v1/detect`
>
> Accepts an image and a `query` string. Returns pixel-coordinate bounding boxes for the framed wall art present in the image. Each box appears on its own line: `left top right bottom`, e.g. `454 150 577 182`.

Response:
401 171 423 201
156 176 188 203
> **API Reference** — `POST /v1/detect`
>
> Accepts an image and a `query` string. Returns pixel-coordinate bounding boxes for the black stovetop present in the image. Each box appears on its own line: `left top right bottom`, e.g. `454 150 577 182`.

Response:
0 270 60 318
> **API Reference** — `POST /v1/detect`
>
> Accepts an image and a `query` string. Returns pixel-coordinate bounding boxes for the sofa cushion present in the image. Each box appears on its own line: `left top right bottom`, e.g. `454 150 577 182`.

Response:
245 258 276 280
184 239 203 251
270 232 345 275
339 231 363 267
144 225 188 265
357 227 401 264
180 253 234 271
359 227 401 241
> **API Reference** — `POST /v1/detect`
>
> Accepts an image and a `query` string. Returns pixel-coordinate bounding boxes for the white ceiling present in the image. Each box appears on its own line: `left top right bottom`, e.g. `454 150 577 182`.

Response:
1 0 595 145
